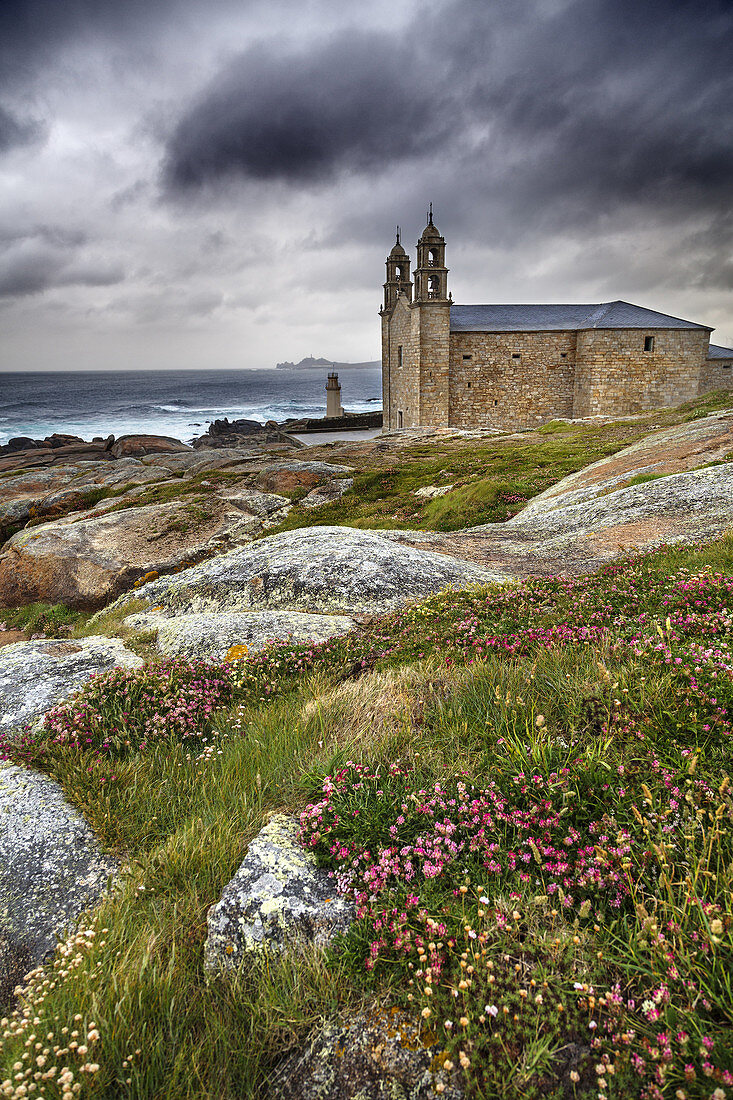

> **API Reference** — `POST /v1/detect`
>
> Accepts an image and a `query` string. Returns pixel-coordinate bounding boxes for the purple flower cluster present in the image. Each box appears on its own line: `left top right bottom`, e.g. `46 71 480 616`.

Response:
41 659 235 755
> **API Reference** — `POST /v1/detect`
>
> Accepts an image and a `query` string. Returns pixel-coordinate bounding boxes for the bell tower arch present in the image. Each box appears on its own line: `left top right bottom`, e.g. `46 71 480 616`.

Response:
381 227 413 313
414 204 449 302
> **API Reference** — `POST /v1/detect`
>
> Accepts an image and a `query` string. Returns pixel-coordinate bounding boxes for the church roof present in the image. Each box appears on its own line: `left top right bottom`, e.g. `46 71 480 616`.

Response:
450 301 712 333
707 343 733 359
420 223 442 240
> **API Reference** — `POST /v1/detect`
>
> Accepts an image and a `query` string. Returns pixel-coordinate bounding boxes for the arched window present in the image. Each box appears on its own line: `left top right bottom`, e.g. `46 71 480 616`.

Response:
428 248 439 266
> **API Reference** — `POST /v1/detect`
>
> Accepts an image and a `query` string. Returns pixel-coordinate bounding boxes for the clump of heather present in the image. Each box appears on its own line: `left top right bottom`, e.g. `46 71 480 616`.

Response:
41 658 235 755
300 759 733 1097
300 762 640 926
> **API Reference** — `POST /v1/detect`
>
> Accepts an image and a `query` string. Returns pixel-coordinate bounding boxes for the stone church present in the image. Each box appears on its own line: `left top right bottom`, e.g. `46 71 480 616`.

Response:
380 213 733 431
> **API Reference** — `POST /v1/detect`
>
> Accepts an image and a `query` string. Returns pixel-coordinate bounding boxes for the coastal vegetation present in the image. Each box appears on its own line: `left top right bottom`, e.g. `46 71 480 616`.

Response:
1 532 732 1099
264 390 733 534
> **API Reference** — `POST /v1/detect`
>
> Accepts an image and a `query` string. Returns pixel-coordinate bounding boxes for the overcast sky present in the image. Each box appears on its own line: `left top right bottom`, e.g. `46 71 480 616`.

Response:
1 0 732 372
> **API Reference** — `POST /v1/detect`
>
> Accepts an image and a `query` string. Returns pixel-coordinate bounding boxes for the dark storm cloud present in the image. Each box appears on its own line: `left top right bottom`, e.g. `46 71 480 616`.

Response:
163 0 733 238
458 0 733 216
0 104 44 152
0 0 185 84
163 30 451 189
0 226 123 298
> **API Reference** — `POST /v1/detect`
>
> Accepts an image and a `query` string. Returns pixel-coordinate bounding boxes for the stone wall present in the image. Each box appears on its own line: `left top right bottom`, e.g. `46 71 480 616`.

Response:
382 296 420 429
574 329 709 418
418 302 451 426
448 331 576 430
699 357 733 394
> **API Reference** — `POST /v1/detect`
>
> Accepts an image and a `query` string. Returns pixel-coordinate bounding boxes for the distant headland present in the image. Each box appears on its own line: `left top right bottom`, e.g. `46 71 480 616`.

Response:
275 356 381 371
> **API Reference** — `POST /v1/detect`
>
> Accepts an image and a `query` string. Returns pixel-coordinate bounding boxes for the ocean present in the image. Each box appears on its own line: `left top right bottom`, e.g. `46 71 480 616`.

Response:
0 368 382 447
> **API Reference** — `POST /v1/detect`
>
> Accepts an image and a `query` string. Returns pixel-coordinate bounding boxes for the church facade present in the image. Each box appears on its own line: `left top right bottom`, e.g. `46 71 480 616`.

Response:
380 215 733 432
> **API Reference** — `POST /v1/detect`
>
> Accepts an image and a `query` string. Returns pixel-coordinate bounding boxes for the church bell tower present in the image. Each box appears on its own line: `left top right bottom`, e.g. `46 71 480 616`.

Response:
413 204 449 302
381 228 413 313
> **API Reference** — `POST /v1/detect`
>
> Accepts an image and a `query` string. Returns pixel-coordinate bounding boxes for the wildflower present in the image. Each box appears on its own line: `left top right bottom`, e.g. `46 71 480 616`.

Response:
485 1005 498 1017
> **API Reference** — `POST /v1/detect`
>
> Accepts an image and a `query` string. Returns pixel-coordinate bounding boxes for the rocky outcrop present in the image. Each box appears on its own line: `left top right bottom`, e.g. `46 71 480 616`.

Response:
123 610 354 659
251 461 354 495
521 410 733 517
224 488 292 519
0 636 142 736
112 526 503 618
192 418 303 451
270 1007 463 1100
385 414 733 577
108 435 192 459
204 815 354 970
0 459 171 536
0 498 267 610
138 448 267 473
300 478 354 509
0 433 190 474
0 764 117 1007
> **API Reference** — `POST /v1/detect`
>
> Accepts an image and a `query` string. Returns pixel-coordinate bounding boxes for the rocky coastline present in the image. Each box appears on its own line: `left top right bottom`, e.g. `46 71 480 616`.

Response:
0 410 385 470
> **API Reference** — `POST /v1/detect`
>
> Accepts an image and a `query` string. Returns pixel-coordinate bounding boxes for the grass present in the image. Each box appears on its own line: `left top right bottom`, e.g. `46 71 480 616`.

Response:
266 426 635 533
0 601 89 638
1 533 732 1098
263 391 733 535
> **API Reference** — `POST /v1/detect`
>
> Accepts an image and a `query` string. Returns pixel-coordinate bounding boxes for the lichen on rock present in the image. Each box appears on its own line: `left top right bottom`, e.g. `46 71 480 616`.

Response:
112 525 504 619
204 815 355 971
122 609 354 660
0 764 117 1007
0 635 143 737
270 1006 464 1100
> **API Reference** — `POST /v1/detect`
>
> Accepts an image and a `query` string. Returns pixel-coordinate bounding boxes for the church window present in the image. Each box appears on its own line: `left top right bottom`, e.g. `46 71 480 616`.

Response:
494 399 499 406
462 354 472 360
560 352 567 358
428 248 439 266
397 345 403 368
512 353 521 359
644 336 655 352
398 411 404 428
723 363 731 369
467 381 472 388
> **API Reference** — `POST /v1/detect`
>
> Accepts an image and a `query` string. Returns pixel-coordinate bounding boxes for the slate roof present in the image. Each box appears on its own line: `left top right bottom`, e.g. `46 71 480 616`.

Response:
707 343 733 360
450 300 711 333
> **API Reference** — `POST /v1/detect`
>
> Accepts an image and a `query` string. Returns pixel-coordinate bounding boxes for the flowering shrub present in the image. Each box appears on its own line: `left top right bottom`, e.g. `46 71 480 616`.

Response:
41 659 236 755
300 763 640 922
